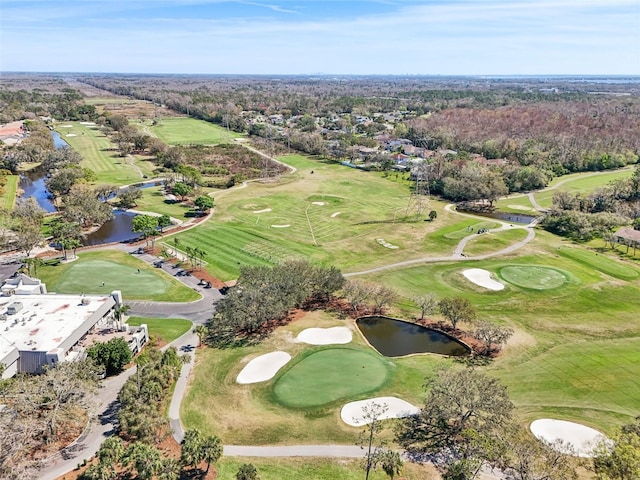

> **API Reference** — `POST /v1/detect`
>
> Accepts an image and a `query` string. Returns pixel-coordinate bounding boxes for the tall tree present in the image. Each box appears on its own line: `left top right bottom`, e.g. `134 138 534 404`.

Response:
593 417 640 480
439 297 476 329
132 214 159 246
396 368 513 479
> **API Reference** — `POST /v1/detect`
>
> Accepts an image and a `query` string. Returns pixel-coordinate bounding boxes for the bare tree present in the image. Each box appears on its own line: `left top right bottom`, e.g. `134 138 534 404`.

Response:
415 293 438 320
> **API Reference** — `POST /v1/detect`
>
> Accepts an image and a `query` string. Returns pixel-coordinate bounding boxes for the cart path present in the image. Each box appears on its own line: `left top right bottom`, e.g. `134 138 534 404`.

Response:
345 205 541 277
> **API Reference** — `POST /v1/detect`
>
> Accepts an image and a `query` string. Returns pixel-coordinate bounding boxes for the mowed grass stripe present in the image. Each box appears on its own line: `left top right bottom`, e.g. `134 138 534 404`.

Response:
557 246 639 280
497 338 640 425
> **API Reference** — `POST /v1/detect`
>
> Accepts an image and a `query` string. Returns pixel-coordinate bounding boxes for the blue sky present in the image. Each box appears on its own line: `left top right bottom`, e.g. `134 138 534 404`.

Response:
1 0 639 75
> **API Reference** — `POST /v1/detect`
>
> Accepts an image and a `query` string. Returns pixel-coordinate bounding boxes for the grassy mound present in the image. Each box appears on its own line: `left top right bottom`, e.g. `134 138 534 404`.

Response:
499 265 568 290
127 317 192 344
272 348 390 408
557 247 639 280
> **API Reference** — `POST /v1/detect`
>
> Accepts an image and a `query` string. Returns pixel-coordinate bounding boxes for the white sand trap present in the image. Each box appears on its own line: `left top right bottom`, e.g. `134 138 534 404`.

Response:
463 268 504 291
60 125 73 128
296 326 352 345
65 133 77 137
341 397 420 426
530 419 609 458
312 201 326 206
508 204 535 211
331 212 341 218
253 208 272 214
271 224 290 228
236 351 291 384
80 121 96 125
376 238 399 249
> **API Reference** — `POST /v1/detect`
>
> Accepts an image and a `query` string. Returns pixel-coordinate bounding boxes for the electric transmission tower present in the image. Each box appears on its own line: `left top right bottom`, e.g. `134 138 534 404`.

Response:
405 160 430 217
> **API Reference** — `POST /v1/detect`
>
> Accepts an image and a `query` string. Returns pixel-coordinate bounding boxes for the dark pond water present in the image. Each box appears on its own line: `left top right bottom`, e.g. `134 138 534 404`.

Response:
356 316 470 357
19 168 57 212
84 210 140 245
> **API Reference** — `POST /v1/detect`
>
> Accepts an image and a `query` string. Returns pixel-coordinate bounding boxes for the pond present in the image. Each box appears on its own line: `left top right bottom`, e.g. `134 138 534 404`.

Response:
356 316 470 357
83 210 140 246
458 209 536 224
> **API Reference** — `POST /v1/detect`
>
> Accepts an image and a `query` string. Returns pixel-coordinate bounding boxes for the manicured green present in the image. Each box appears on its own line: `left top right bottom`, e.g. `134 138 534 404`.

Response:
36 250 200 302
127 317 192 344
557 246 639 280
55 122 155 185
499 265 569 290
0 175 18 210
149 117 242 145
272 348 390 408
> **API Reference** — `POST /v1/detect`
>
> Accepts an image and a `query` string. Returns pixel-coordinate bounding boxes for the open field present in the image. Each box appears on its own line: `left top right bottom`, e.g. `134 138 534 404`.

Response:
167 154 525 280
149 117 243 145
366 238 640 431
127 317 192 344
36 249 200 302
0 175 18 210
214 456 437 480
54 121 156 185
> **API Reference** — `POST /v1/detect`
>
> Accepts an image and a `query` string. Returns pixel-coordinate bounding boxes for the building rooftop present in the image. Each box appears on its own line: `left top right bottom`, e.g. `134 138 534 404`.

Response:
0 293 115 360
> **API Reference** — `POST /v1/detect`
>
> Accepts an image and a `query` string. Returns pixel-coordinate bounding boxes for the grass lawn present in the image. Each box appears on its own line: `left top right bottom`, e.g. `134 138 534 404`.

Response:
272 348 391 408
127 317 192 344
149 117 243 145
557 246 639 280
133 186 196 219
36 249 200 302
55 122 156 185
494 194 537 213
463 228 529 257
0 175 18 210
182 311 438 445
366 242 640 431
168 154 476 280
214 457 437 480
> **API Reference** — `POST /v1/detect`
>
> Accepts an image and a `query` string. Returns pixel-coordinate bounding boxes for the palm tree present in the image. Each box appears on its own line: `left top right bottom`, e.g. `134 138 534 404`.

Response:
157 458 181 480
194 325 207 345
125 442 163 480
97 436 125 464
113 304 131 328
201 434 223 474
180 429 204 471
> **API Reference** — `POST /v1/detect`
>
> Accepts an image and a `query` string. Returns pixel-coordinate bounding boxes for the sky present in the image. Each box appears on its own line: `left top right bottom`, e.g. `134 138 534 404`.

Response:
1 0 639 75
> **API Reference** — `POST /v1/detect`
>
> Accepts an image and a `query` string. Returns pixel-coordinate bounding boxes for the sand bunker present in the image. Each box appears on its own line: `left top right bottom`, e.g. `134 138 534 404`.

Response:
530 419 608 457
271 224 290 228
253 208 272 214
60 125 73 128
341 397 420 426
236 351 291 384
312 201 326 206
376 238 399 249
80 121 96 126
296 326 352 345
331 212 341 218
463 268 505 291
65 134 77 137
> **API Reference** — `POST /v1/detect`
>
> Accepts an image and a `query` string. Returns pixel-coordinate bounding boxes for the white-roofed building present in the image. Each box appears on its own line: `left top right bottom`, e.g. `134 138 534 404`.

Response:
0 275 121 378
